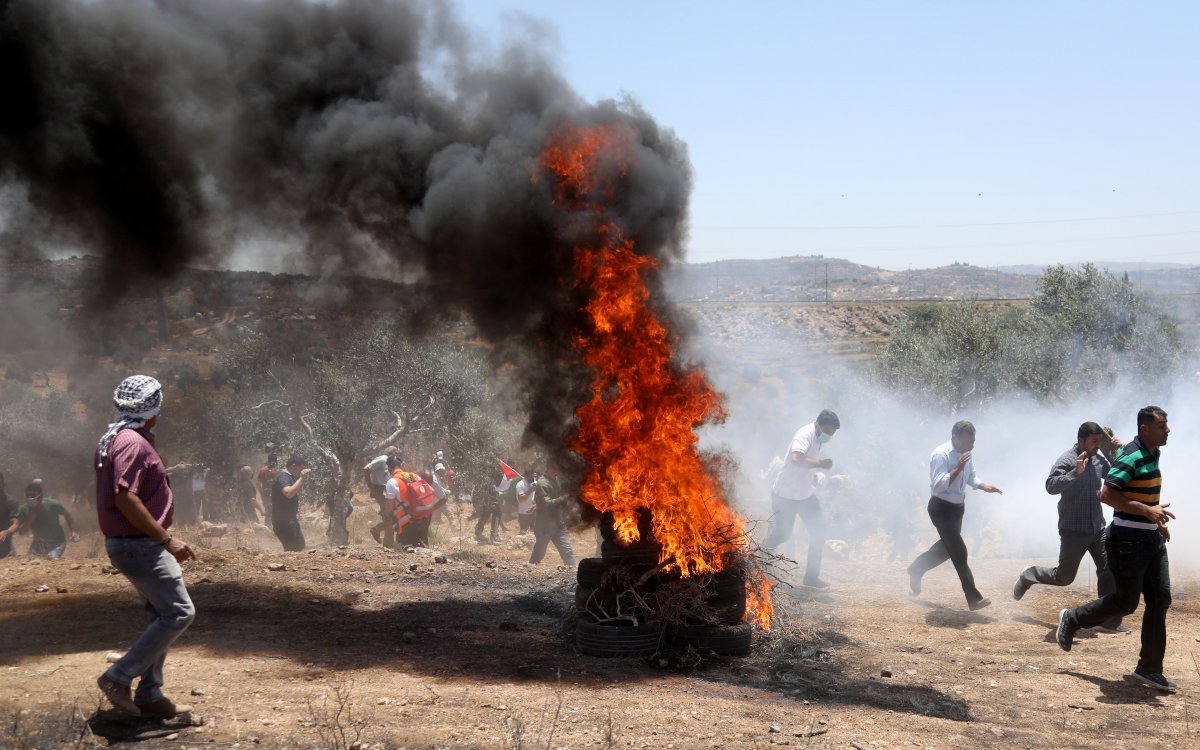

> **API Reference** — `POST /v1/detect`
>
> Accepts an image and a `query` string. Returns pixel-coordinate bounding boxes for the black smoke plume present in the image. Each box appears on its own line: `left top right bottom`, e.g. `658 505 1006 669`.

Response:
0 0 692 451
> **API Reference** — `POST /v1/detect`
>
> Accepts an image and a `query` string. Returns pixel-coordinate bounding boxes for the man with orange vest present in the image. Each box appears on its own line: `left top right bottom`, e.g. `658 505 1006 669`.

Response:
385 456 438 547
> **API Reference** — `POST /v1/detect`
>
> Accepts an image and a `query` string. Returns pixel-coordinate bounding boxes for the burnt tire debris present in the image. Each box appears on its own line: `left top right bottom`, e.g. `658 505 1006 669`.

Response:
574 512 755 659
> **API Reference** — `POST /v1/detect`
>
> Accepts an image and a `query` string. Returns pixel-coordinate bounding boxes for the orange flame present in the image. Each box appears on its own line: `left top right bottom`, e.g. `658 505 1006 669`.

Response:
539 122 773 629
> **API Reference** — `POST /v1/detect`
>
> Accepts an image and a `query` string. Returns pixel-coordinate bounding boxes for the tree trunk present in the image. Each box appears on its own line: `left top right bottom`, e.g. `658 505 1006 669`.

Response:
326 468 352 545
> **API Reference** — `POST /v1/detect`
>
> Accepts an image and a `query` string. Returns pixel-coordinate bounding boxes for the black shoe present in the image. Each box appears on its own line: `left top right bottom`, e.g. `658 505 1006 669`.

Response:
1013 568 1033 601
803 578 830 589
1130 671 1177 692
968 597 991 611
906 565 921 596
1056 608 1077 652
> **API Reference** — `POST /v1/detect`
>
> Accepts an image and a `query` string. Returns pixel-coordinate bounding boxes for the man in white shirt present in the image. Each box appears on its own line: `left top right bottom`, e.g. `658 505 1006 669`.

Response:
514 470 536 534
907 420 1004 610
364 446 399 548
764 410 840 588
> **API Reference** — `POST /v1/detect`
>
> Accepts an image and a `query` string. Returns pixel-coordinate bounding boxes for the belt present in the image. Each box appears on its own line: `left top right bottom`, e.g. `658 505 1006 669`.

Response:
109 533 149 539
1113 518 1158 531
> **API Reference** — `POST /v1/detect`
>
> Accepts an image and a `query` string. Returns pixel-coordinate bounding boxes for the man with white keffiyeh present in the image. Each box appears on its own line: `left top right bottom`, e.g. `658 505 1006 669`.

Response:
94 375 197 720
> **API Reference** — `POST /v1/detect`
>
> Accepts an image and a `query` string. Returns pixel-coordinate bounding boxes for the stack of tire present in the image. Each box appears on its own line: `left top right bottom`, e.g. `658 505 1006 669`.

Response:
574 511 753 658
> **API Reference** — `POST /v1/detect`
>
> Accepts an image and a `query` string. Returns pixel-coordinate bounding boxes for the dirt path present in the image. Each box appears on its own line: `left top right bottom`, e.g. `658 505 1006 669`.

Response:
1 522 1196 749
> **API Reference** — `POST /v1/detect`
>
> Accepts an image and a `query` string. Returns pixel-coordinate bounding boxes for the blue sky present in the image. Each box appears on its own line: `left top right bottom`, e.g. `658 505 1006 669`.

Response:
459 1 1199 270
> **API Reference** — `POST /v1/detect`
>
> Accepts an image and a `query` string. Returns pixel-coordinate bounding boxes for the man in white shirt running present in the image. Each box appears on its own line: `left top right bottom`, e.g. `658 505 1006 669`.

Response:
907 420 1004 610
764 409 840 588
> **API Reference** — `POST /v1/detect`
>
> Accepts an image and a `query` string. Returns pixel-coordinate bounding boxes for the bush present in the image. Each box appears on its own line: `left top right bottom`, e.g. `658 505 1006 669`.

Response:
876 264 1188 411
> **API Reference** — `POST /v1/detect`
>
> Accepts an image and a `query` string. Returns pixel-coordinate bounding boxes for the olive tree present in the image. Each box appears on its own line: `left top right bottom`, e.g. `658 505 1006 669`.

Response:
876 264 1188 412
214 323 518 544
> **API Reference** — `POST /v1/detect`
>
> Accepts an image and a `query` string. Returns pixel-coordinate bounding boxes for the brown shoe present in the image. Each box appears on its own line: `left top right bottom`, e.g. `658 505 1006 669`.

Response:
97 674 140 716
136 697 190 719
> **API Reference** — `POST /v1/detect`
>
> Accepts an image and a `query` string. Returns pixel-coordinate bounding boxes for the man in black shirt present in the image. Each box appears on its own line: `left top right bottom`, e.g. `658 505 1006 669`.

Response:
271 456 310 552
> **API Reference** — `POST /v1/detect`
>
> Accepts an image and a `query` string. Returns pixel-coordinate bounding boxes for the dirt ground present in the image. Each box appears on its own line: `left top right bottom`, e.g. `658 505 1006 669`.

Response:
2 506 1197 750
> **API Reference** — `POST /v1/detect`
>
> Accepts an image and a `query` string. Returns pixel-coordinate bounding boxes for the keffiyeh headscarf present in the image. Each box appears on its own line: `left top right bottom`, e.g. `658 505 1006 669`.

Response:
96 375 163 468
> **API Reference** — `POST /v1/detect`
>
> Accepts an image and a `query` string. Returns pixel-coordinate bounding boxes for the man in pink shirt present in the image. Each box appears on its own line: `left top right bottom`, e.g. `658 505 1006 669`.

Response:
94 375 196 719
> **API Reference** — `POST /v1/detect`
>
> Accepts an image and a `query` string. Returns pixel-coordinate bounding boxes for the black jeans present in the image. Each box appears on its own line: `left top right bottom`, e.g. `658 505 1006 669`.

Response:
1068 533 1170 673
764 492 826 582
910 497 983 605
272 514 306 552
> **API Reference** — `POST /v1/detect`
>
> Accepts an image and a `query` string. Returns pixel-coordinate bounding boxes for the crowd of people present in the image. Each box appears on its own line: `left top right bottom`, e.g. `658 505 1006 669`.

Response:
5 372 1181 720
767 405 1179 694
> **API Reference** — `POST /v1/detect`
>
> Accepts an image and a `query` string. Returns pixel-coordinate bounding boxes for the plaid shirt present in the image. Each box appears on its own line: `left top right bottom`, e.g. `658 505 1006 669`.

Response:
1045 443 1109 534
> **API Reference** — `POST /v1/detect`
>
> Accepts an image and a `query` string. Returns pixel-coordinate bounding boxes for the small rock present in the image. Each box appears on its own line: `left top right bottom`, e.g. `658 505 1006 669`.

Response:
880 668 892 678
56 587 68 594
165 732 179 740
434 554 448 564
485 561 497 569
768 724 781 733
35 584 49 593
102 565 119 575
191 687 206 696
989 727 1004 737
105 652 124 663
267 563 286 572
70 564 83 570
408 564 419 571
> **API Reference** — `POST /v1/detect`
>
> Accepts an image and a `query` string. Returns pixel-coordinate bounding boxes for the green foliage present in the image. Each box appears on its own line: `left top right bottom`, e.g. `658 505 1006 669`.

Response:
198 323 521 542
876 264 1188 412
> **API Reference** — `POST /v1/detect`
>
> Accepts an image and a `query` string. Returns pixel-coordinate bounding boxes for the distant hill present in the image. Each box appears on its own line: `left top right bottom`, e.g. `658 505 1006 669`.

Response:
664 255 1200 302
664 255 1038 302
997 261 1194 275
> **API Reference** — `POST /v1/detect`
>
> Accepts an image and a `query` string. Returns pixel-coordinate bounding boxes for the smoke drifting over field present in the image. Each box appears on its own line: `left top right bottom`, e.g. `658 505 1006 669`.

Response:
702 351 1200 581
0 0 691 449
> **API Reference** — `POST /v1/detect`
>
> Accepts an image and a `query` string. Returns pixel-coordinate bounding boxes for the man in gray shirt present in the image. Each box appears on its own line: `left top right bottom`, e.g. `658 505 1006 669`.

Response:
1013 421 1126 632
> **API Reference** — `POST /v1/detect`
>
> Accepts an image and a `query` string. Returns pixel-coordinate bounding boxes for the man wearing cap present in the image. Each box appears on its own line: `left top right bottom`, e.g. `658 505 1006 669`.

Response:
363 446 399 548
272 456 311 551
94 375 196 719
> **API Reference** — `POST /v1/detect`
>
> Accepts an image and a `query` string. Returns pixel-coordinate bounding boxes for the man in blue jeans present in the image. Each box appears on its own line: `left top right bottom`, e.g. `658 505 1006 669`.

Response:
1056 406 1176 693
94 375 197 718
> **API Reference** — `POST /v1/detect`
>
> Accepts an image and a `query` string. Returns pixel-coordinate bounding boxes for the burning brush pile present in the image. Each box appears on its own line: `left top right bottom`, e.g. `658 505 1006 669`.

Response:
540 124 773 658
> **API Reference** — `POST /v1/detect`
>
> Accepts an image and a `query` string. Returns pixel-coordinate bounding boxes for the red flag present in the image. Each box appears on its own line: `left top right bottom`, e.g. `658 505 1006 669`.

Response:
498 460 521 480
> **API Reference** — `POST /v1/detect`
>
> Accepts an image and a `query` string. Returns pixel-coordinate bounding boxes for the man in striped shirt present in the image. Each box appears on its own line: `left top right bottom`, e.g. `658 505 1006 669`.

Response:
1056 406 1177 692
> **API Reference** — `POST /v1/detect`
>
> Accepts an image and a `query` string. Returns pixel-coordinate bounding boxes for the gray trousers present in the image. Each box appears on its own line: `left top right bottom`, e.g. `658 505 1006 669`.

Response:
530 515 575 566
1021 528 1122 626
104 537 196 703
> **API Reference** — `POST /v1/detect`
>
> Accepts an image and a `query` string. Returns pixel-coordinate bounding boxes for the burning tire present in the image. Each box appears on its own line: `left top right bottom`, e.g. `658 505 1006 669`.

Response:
598 509 654 542
701 568 746 600
574 585 652 620
599 538 663 564
705 591 747 625
576 558 659 591
670 622 752 656
576 617 664 658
